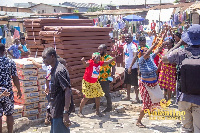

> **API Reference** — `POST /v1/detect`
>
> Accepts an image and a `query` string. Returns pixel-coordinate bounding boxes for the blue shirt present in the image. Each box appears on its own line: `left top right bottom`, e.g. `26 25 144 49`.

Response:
168 47 200 106
8 44 21 59
138 53 157 79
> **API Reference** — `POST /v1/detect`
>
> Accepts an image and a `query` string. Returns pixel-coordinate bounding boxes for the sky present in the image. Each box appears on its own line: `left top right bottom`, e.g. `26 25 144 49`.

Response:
0 0 175 6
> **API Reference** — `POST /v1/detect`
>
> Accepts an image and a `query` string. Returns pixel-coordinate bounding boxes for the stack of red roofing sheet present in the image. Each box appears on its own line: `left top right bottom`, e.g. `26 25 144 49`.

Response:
23 19 94 57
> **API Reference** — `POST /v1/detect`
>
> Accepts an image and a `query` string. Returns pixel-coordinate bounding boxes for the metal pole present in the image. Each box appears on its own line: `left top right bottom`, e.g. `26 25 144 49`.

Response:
145 0 146 8
159 0 161 32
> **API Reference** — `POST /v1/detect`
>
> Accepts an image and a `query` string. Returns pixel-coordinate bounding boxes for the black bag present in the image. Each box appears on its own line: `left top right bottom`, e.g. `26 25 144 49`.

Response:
179 51 200 95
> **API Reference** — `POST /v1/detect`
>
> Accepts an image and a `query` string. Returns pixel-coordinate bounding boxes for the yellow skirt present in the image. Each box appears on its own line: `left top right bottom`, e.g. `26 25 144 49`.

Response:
82 79 105 98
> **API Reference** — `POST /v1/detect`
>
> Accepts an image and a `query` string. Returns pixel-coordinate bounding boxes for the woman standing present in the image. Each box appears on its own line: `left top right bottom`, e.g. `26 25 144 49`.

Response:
136 33 166 128
158 38 176 100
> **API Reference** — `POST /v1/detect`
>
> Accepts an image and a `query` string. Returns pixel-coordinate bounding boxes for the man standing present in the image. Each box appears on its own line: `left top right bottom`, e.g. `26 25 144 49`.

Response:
98 44 116 113
42 47 71 133
162 24 200 133
151 20 156 31
0 43 22 133
123 34 140 103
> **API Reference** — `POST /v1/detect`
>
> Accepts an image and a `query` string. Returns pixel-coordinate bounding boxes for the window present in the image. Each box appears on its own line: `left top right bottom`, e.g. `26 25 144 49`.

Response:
42 10 45 13
54 9 56 12
1 7 3 11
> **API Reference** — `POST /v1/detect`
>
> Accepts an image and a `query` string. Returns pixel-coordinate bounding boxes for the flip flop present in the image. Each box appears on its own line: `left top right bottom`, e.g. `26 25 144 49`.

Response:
136 122 146 128
78 112 85 118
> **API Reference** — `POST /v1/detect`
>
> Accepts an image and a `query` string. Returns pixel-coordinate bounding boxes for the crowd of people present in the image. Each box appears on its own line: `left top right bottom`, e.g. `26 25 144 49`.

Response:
0 23 199 133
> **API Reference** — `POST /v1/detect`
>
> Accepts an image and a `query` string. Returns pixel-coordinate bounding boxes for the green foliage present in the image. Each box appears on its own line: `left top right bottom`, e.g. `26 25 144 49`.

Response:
74 10 79 13
174 0 179 3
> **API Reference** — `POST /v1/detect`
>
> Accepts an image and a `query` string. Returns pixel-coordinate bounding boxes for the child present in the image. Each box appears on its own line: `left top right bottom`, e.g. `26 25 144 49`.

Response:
78 52 118 117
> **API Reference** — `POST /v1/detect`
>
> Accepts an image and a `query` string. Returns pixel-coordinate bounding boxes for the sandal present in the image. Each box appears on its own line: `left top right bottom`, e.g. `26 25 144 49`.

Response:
78 112 85 118
136 122 146 128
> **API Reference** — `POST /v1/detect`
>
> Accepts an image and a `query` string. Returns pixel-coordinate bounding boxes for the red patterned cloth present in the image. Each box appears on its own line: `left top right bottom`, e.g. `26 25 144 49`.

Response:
158 63 176 91
139 80 160 110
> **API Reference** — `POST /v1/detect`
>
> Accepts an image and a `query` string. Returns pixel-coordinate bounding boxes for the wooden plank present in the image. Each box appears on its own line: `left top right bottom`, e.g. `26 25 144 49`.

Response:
26 40 42 45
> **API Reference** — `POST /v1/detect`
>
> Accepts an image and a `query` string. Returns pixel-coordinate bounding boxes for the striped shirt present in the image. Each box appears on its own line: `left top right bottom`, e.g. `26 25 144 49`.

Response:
138 53 157 78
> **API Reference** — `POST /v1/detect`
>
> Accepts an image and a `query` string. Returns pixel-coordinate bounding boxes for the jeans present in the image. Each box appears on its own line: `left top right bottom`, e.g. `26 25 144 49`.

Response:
50 117 70 133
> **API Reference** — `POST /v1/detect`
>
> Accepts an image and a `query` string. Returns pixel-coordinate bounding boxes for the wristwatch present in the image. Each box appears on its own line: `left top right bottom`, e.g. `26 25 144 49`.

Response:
63 110 70 115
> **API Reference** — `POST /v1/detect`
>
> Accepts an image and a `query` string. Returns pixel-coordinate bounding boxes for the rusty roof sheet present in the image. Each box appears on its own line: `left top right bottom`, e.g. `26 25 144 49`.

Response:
83 9 148 16
150 2 194 10
190 1 200 9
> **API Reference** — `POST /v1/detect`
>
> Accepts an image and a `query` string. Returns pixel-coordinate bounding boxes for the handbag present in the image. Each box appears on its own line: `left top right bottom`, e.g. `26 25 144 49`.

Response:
144 83 164 103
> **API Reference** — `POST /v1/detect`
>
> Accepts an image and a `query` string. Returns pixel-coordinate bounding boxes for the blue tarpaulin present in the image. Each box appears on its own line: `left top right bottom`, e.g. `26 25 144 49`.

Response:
123 14 144 21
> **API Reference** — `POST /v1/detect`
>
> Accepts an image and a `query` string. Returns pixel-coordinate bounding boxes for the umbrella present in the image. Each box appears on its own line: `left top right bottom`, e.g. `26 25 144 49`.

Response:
123 14 144 21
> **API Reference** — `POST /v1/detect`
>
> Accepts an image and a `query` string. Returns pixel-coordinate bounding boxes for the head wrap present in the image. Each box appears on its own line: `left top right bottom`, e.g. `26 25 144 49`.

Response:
92 52 100 59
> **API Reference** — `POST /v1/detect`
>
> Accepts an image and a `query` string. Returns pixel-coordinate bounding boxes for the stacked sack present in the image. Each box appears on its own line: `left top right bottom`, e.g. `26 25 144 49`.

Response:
34 58 48 119
13 58 46 120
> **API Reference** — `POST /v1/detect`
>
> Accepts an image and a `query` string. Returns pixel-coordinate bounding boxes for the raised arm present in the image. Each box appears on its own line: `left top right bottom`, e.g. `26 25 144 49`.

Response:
81 57 89 67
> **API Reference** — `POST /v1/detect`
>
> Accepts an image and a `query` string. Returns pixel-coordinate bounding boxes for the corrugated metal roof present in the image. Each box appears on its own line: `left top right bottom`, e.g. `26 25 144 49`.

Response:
0 11 34 18
150 2 194 10
84 9 148 16
64 2 100 8
190 1 200 9
30 3 75 9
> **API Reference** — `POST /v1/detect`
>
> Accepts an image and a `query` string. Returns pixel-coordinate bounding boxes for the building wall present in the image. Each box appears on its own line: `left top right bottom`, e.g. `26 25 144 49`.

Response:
31 4 73 14
0 6 32 12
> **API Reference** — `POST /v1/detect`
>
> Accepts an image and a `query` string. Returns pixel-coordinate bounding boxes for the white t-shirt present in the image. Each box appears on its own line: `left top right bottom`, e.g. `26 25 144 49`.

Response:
123 42 138 69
